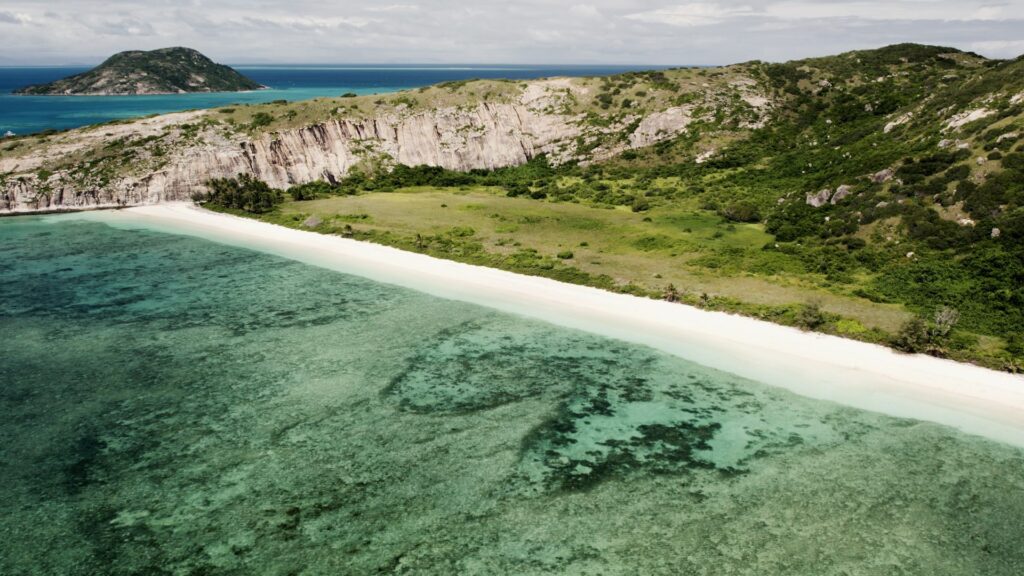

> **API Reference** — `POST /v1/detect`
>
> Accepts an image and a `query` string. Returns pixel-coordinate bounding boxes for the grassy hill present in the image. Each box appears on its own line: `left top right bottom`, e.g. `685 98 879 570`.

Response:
14 47 262 95
229 45 1024 370
4 43 1023 370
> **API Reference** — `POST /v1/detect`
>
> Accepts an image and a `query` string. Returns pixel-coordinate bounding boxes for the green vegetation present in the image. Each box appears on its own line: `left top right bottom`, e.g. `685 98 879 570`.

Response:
6 43 1024 371
225 44 1024 371
199 174 283 214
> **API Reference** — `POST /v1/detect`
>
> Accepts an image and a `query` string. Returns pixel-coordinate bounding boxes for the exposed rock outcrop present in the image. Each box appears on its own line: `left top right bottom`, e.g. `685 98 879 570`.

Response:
806 185 854 207
3 102 582 212
2 73 773 214
806 189 832 208
870 168 895 183
945 108 994 131
831 185 854 204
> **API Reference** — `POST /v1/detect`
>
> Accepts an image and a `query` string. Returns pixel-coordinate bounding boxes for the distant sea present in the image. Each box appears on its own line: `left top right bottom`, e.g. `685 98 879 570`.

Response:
0 64 665 136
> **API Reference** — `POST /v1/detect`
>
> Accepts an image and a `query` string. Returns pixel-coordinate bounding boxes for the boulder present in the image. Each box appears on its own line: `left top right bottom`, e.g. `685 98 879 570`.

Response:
302 216 322 228
870 168 895 183
831 185 854 204
806 188 832 208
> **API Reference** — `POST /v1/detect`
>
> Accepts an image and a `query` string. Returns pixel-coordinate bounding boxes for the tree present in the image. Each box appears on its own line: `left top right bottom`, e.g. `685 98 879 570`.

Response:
663 284 680 303
892 307 959 356
795 302 827 331
893 316 931 353
202 174 283 214
932 306 960 339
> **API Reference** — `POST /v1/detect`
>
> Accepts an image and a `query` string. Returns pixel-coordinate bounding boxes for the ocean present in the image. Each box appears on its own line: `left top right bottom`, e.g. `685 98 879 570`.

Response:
1 213 1022 574
0 65 661 136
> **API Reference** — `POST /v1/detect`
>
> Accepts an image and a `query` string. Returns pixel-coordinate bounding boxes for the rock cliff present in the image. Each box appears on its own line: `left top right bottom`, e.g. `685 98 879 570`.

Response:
1 71 772 213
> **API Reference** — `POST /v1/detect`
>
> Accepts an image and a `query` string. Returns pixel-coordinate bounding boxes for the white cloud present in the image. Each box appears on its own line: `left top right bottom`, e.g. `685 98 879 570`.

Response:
626 3 755 27
0 1 1021 64
364 4 421 13
570 4 603 19
86 16 156 36
764 1 1018 22
970 39 1024 53
0 10 32 24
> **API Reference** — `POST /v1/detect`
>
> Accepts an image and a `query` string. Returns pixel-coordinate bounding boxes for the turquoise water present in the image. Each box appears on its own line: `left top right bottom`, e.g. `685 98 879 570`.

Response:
1 215 1023 575
0 65 658 135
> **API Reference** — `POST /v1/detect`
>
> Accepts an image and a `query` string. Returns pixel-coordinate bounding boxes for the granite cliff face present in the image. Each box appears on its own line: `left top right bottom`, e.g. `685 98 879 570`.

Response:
0 73 772 213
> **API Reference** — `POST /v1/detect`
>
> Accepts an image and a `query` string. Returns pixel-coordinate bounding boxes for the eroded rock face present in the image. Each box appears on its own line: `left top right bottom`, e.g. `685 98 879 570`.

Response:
1 74 774 214
1 103 583 213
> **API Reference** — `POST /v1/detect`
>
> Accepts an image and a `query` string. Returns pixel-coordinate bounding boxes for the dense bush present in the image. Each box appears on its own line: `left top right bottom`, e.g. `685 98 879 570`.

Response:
200 174 283 213
718 201 761 223
287 180 336 201
249 112 274 128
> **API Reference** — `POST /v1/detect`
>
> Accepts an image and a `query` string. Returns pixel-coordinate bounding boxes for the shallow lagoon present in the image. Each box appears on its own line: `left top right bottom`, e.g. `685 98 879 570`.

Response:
1 216 1023 575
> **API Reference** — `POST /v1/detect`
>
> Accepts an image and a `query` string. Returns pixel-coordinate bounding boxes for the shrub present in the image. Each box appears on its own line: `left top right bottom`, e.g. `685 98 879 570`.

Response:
249 112 274 128
719 201 761 223
288 180 335 201
200 174 283 213
631 197 651 212
893 316 932 353
795 302 827 331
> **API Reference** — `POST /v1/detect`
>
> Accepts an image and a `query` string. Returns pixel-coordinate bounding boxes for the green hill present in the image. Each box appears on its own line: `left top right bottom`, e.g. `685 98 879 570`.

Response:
14 47 263 95
3 43 1023 370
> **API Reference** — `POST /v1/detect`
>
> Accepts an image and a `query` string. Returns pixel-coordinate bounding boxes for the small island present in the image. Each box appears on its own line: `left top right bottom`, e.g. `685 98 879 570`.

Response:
14 47 264 95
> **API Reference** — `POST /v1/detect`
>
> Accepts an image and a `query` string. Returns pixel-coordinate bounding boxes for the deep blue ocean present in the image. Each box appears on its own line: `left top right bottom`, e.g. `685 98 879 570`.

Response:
0 65 659 135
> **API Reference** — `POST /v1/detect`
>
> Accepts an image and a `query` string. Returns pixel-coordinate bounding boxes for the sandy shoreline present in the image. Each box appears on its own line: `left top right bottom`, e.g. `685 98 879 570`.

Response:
74 203 1024 448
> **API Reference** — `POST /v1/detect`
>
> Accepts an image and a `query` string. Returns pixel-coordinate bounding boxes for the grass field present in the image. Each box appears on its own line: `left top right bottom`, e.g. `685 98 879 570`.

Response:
260 186 913 334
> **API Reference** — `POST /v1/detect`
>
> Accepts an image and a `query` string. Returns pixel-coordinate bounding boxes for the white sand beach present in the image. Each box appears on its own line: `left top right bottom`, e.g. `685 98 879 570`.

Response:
81 203 1024 448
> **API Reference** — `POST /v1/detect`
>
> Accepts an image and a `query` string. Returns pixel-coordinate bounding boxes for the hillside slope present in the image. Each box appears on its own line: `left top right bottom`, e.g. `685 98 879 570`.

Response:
0 67 770 211
2 44 1022 370
13 47 263 95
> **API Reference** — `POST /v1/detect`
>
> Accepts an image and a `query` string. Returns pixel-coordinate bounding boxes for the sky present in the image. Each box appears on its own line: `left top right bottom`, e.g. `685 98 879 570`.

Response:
1 1 1022 65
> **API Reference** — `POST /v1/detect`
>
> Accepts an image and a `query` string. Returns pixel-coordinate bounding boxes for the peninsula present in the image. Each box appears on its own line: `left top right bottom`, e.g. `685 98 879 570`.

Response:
2 43 1022 372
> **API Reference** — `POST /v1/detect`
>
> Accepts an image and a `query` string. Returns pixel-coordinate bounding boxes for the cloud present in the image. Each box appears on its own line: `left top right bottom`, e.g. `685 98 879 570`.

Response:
364 4 420 13
626 1 1019 28
763 1 1018 22
970 39 1024 53
0 10 32 24
0 1 1021 64
239 15 373 31
87 16 155 36
626 3 754 27
570 4 603 19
